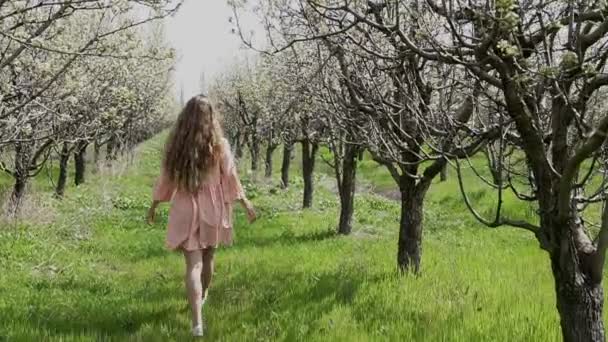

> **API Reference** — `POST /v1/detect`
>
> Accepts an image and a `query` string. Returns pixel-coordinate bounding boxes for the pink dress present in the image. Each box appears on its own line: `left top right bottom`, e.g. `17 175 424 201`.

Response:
152 139 245 251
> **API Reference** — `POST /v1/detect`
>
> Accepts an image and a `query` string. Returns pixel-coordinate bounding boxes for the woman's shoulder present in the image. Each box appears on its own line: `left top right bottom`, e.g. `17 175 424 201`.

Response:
220 138 233 154
217 138 232 164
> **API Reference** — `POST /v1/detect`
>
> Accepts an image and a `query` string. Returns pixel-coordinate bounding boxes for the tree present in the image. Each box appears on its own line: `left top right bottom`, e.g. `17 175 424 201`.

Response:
0 1 177 213
313 0 608 339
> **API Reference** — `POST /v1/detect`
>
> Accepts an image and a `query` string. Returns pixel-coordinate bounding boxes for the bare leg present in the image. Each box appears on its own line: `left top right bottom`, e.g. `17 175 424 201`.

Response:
201 247 215 301
183 249 204 328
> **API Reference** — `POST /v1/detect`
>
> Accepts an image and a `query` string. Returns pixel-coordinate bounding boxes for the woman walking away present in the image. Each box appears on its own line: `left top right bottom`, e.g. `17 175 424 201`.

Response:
147 95 256 337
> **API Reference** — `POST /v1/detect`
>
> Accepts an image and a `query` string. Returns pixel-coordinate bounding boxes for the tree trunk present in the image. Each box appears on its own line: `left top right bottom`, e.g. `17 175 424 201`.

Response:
337 144 358 235
9 176 27 217
250 139 260 173
115 140 124 157
93 140 101 171
397 184 424 274
281 143 293 189
440 164 447 182
106 139 115 164
551 245 605 341
8 143 30 216
74 141 87 186
235 133 244 159
302 140 318 209
55 142 70 198
264 144 276 178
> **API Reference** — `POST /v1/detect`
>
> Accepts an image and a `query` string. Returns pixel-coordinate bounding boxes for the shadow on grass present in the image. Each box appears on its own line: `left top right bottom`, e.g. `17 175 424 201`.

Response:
234 227 338 250
24 277 184 339
206 265 390 340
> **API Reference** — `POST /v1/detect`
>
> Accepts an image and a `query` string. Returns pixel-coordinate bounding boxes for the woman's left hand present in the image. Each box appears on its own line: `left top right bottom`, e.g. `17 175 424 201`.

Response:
147 206 156 224
147 200 161 224
244 199 257 224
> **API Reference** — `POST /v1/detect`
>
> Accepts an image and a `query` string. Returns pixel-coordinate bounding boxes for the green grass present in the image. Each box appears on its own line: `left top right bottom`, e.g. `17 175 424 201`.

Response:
0 135 604 341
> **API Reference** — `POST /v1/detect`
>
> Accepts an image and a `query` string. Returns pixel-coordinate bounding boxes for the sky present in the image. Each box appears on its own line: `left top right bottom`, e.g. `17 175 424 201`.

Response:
165 0 261 100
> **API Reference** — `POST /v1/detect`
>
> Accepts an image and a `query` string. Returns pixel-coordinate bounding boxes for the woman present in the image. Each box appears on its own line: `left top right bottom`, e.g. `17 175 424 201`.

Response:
147 95 256 337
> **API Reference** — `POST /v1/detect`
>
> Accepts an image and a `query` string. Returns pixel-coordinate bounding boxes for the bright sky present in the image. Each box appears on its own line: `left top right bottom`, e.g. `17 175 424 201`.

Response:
165 0 261 100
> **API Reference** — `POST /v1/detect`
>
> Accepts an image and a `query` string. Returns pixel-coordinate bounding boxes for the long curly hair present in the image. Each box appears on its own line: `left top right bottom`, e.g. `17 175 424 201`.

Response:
163 95 225 193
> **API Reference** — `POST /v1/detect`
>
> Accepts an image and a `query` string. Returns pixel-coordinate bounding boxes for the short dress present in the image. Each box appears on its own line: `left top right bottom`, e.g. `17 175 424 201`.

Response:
152 139 245 251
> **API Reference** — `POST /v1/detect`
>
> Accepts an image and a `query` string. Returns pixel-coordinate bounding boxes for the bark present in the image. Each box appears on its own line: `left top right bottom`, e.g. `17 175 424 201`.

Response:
235 133 244 159
397 169 430 274
55 142 70 198
115 140 124 157
301 140 318 209
264 144 276 178
280 143 294 189
74 141 87 186
543 215 606 342
250 138 260 173
93 140 100 166
106 138 115 164
337 144 358 235
439 164 447 182
8 143 31 216
9 175 27 217
397 187 424 274
551 247 605 342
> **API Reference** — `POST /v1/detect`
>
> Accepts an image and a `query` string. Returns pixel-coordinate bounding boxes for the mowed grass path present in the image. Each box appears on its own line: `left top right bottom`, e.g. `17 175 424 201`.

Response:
1 135 605 341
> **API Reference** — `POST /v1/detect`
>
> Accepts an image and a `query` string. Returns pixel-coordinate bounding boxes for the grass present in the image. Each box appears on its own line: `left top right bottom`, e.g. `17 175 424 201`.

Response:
0 134 604 341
